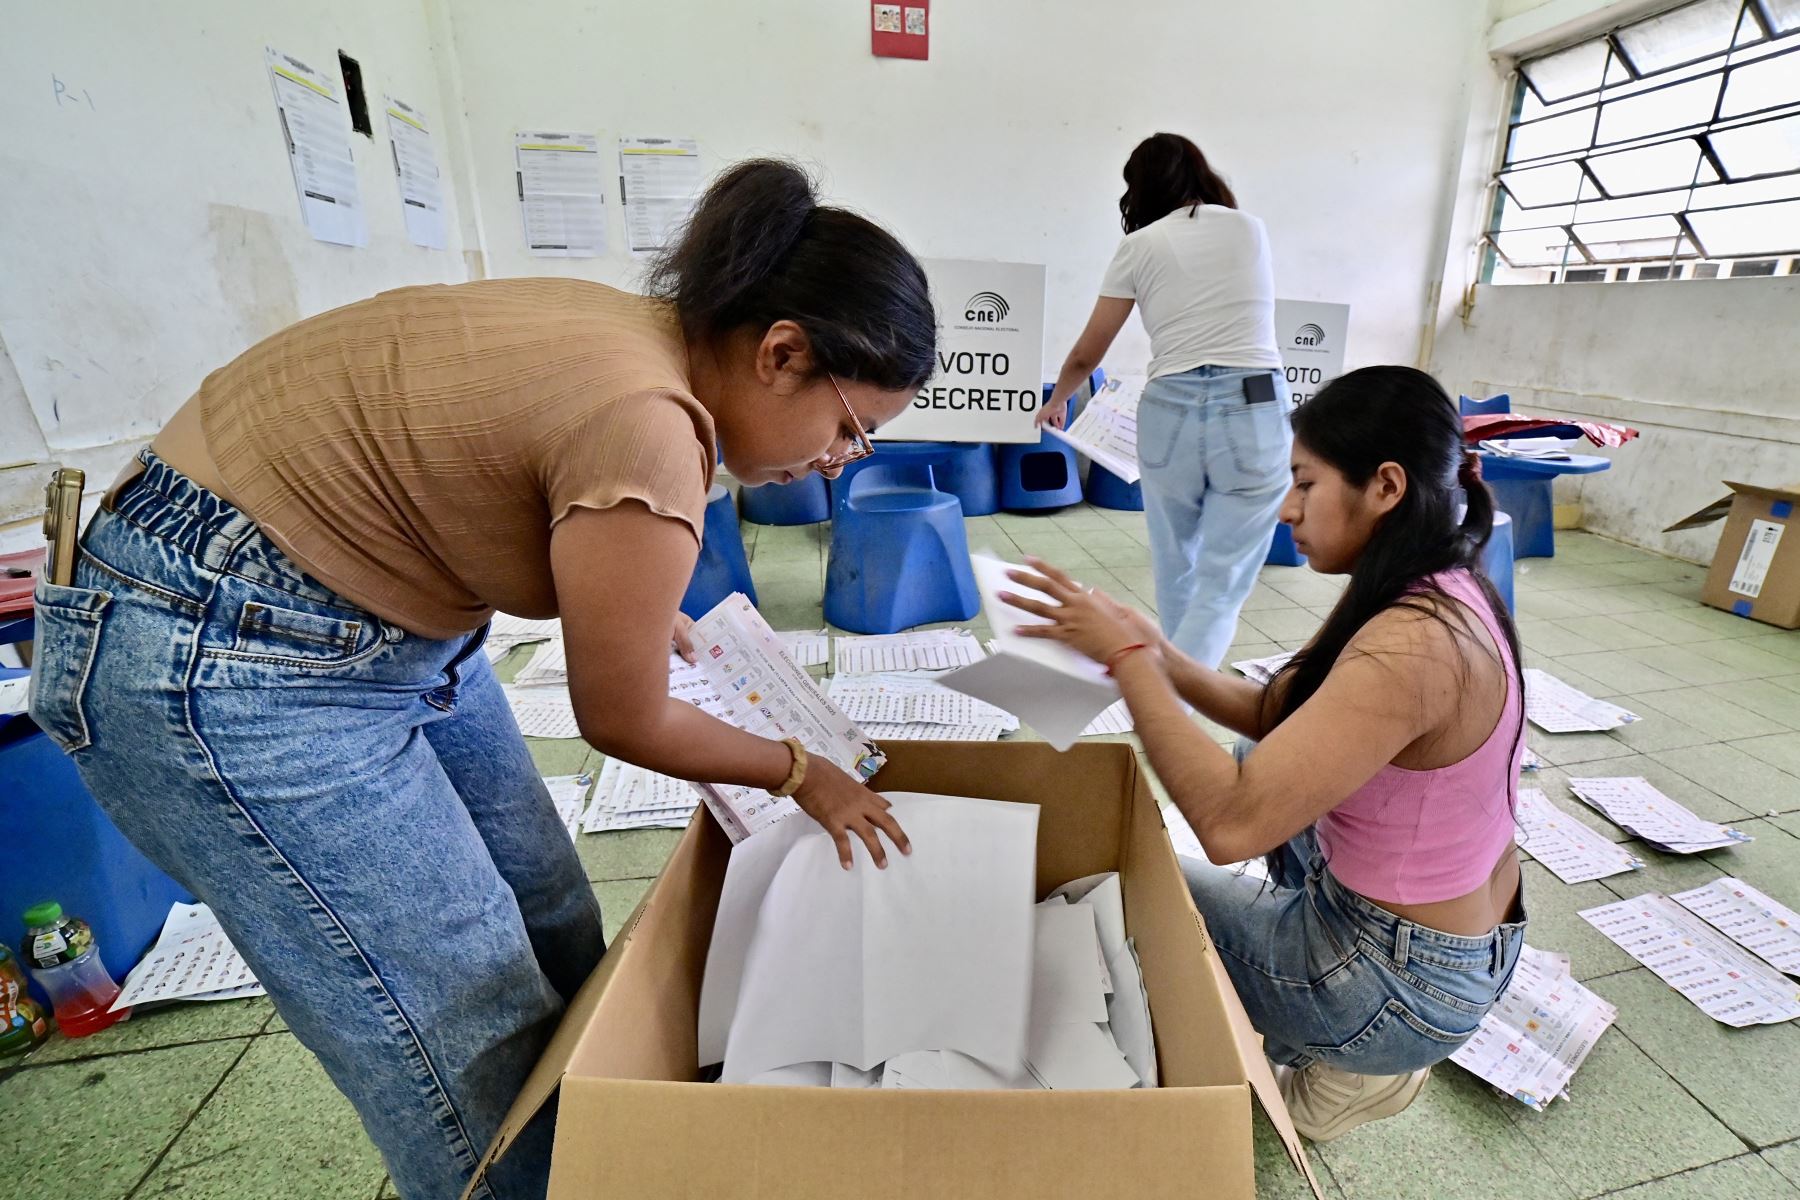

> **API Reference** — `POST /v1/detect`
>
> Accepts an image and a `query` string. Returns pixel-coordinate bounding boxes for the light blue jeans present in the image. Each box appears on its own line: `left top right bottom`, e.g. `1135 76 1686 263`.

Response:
1136 366 1293 667
29 452 603 1200
1183 829 1527 1074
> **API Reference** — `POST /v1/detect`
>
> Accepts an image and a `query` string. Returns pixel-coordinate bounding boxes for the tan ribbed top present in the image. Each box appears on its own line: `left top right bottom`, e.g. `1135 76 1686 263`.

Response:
202 278 715 639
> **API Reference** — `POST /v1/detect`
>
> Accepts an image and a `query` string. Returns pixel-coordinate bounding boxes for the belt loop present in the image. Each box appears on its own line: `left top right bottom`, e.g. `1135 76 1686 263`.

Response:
1393 923 1411 969
1492 929 1505 975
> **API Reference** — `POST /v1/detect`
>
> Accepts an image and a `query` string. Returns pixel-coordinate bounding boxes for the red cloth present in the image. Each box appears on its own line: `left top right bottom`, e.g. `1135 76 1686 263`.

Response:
0 548 44 617
1462 413 1638 448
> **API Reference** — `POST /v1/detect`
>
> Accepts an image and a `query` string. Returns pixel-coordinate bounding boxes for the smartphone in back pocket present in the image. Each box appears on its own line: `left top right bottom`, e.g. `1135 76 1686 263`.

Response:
1243 372 1278 406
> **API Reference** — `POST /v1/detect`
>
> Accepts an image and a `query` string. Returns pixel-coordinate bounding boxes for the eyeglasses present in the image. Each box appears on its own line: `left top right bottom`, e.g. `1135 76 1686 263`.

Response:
817 373 876 471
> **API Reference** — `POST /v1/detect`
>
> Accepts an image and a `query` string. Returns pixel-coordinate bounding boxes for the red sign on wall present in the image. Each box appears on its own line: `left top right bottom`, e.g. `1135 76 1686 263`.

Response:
871 1 929 60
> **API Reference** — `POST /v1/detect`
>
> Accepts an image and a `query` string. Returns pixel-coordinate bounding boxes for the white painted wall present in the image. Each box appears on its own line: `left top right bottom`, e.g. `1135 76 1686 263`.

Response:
444 0 1488 382
0 1 471 537
1429 0 1800 560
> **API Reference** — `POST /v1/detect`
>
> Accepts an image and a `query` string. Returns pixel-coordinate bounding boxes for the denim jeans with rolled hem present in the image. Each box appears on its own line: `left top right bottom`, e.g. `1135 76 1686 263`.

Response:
1136 366 1292 668
28 452 604 1200
1181 829 1526 1074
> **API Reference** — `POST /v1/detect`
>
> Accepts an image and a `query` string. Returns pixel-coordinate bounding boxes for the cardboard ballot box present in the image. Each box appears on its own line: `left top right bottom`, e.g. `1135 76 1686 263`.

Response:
1666 481 1800 630
467 742 1320 1200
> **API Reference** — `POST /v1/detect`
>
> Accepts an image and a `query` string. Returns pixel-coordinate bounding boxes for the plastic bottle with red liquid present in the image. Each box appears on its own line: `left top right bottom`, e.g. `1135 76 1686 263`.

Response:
22 902 130 1038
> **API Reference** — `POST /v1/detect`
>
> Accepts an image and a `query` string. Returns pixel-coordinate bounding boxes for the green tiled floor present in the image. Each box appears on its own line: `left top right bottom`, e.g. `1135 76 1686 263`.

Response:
4 513 1798 1200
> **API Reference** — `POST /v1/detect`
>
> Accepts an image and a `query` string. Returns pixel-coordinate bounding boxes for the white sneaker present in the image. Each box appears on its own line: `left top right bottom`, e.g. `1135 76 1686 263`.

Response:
1277 1062 1431 1142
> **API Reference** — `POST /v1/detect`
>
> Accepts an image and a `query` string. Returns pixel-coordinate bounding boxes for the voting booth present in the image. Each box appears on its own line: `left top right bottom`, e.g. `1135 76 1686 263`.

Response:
464 742 1323 1200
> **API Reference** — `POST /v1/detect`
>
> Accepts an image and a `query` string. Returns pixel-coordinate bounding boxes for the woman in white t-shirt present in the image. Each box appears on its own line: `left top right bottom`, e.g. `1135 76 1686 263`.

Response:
1040 133 1290 666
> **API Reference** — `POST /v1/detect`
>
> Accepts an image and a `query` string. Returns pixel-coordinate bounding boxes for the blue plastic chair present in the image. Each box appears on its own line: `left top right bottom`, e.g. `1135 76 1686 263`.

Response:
825 463 979 634
832 443 999 517
1481 511 1516 615
740 472 831 526
680 484 757 619
1266 523 1306 567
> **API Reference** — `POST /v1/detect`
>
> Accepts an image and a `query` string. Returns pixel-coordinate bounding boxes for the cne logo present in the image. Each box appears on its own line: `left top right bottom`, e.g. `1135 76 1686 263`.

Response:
964 291 1011 322
1293 323 1326 347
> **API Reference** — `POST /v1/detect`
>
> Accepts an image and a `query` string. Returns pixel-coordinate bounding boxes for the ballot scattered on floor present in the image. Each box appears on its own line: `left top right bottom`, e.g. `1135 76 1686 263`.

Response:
1566 775 1753 854
1450 944 1616 1111
1523 669 1640 733
1581 893 1800 1026
1513 786 1645 885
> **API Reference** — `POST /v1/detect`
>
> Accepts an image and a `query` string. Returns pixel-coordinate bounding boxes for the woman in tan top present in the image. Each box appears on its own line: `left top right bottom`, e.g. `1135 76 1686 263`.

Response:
30 160 935 1200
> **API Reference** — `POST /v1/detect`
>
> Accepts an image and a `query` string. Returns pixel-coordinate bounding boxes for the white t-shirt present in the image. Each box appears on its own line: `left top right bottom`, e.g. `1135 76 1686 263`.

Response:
1099 205 1280 379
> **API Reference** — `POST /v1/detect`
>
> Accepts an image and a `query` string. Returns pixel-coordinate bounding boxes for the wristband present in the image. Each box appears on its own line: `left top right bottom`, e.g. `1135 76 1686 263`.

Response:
771 737 809 797
1104 642 1150 677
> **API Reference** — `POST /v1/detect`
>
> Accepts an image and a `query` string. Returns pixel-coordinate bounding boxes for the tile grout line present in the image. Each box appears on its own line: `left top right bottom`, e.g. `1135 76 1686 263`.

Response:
121 1034 259 1200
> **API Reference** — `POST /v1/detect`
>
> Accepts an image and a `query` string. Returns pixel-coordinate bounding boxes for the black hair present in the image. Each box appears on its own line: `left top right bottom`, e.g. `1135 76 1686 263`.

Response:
1119 133 1239 234
647 158 937 391
1263 367 1525 763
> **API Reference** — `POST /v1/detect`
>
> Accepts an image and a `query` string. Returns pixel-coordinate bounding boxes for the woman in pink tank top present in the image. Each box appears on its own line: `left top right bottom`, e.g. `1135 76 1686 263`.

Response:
1004 366 1527 1143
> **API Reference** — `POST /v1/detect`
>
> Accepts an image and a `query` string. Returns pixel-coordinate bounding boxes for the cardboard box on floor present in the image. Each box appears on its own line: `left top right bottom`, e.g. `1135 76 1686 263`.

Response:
464 742 1321 1200
1665 481 1800 630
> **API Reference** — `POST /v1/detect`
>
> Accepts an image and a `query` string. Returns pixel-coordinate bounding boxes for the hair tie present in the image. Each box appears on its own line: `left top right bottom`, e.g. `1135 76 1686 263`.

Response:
1458 450 1483 487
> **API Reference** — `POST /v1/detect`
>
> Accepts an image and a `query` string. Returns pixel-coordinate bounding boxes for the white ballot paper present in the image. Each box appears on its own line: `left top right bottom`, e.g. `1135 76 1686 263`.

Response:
776 629 831 669
542 774 590 841
1513 787 1644 884
1524 669 1639 733
1581 894 1800 1026
1082 699 1135 737
501 685 582 739
1045 374 1145 484
861 721 1011 743
1672 878 1800 977
581 759 698 832
112 903 264 1010
1030 901 1110 1026
485 614 560 660
834 629 985 674
686 595 883 841
700 794 1039 1081
512 639 568 687
941 554 1119 751
1567 776 1751 853
827 672 1019 732
1231 650 1298 687
1451 944 1616 1111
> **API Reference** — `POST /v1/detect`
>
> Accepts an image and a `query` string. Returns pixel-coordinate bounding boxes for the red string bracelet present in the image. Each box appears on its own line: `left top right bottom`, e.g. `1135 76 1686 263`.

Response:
1103 642 1150 677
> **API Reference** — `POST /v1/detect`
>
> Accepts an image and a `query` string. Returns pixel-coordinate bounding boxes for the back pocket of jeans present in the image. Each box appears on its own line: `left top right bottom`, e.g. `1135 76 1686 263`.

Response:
225 600 379 668
28 582 113 753
1136 396 1189 471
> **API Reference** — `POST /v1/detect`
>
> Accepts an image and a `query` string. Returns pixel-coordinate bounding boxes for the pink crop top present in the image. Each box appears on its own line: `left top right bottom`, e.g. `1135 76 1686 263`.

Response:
1314 569 1524 905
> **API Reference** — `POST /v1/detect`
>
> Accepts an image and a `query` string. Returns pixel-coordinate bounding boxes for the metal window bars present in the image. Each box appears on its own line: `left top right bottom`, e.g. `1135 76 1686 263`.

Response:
1485 0 1800 278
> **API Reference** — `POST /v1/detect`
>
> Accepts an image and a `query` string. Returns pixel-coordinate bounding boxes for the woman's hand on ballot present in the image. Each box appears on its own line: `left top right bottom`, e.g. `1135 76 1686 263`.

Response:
1001 557 1166 667
795 762 912 871
671 612 699 664
1035 397 1069 430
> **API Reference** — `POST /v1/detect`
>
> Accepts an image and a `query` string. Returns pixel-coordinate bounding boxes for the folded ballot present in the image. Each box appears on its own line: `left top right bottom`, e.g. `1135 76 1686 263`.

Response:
699 793 1156 1091
939 553 1120 751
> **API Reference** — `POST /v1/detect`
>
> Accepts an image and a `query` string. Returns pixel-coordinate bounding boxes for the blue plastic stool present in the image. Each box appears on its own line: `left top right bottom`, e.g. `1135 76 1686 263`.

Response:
739 473 831 526
825 464 979 634
1481 511 1516 615
680 484 757 619
832 443 999 517
1459 393 1511 417
996 386 1085 512
1086 465 1143 511
0 715 193 988
1266 523 1306 567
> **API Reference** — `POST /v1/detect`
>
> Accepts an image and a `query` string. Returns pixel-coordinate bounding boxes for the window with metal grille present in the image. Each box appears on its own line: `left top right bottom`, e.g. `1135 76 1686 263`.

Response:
1485 0 1800 284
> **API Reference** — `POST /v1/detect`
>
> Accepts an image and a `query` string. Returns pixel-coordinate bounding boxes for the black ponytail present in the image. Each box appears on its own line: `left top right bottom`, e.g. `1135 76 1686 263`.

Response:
647 159 937 391
1120 133 1238 234
1264 367 1525 752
